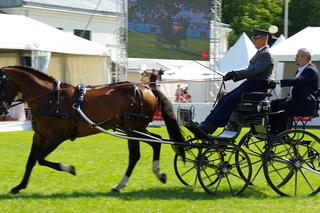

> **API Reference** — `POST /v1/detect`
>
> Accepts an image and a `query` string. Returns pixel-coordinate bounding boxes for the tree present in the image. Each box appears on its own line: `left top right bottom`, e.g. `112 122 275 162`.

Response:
289 0 320 36
222 0 283 46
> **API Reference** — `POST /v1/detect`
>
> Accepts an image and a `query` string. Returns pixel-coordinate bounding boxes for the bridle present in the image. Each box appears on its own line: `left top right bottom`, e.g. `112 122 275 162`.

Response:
0 69 12 116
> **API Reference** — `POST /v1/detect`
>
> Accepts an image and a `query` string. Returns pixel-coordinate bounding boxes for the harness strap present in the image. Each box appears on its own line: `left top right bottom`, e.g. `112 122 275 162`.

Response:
71 84 87 141
131 83 145 116
31 110 69 119
55 81 61 113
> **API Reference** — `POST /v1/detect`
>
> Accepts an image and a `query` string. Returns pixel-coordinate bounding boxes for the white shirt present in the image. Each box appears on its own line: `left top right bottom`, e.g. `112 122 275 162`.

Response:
284 62 311 97
258 45 268 52
295 62 311 78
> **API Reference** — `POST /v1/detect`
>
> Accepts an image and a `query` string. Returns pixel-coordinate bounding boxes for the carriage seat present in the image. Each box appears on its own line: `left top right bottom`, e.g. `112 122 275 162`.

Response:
235 92 271 114
292 88 320 128
229 92 272 130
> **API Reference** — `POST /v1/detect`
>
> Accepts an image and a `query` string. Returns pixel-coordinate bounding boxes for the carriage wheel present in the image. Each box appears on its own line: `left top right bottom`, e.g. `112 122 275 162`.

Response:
197 142 252 195
237 132 268 184
174 146 201 187
263 129 320 196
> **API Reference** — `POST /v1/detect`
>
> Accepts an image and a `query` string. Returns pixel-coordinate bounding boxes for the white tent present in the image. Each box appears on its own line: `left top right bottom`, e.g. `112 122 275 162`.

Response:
216 33 257 73
270 35 286 99
271 34 286 48
161 63 223 102
0 14 110 85
0 14 109 56
162 62 223 80
271 27 320 61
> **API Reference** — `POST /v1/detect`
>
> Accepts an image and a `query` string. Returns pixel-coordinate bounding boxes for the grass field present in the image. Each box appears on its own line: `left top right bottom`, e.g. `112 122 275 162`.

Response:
128 31 210 60
1 127 320 212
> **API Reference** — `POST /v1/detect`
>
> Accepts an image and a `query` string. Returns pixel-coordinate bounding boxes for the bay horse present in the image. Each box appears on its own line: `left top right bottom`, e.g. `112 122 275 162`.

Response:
0 66 185 194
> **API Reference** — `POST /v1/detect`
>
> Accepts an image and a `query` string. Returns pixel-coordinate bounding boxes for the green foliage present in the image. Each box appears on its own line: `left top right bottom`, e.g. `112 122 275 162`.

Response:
0 128 320 212
222 0 283 46
289 0 320 36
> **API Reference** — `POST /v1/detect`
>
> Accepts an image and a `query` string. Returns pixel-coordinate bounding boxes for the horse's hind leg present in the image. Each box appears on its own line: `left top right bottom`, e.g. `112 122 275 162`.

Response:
10 133 41 194
112 139 140 192
148 132 167 184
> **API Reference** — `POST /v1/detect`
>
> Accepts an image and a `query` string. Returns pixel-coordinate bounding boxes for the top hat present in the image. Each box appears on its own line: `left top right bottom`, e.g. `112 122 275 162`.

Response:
252 28 269 38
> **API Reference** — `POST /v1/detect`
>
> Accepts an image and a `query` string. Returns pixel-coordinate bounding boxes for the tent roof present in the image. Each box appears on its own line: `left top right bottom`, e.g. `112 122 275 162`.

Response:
0 14 109 56
216 33 257 73
0 0 118 14
271 27 320 61
162 62 223 80
271 34 286 48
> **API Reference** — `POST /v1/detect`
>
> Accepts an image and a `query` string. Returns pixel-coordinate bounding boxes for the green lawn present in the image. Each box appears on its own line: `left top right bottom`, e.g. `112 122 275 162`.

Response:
0 127 320 212
128 32 210 60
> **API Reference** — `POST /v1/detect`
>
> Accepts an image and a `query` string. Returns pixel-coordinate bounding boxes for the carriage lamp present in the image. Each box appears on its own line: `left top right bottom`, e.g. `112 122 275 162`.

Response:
268 25 278 35
257 100 271 113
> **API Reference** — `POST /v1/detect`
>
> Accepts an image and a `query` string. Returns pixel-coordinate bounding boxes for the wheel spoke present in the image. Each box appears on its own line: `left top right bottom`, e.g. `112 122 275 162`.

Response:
298 167 315 192
277 169 294 188
225 174 234 193
251 140 265 154
213 177 222 193
228 170 245 180
268 161 287 179
180 165 196 177
251 163 263 182
294 170 297 196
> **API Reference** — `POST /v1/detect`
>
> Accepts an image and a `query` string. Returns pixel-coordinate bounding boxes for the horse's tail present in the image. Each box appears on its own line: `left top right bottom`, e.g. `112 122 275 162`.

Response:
152 88 185 161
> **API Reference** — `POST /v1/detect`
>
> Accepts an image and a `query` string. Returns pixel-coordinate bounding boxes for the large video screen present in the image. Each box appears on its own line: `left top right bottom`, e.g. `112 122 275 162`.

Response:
128 0 211 60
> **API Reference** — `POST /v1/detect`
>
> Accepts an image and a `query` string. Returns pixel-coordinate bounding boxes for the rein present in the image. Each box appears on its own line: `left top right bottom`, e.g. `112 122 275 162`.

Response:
7 88 70 112
25 88 70 103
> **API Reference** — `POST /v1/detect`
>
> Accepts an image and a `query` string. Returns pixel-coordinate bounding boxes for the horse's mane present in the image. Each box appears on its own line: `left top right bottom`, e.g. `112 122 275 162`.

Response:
8 66 57 84
7 66 135 88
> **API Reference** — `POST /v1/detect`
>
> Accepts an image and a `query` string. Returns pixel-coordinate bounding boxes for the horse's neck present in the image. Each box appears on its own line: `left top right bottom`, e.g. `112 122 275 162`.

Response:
9 71 54 101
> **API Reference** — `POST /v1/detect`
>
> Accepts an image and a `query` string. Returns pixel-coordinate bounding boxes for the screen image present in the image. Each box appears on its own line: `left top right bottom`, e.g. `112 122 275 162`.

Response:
128 0 211 60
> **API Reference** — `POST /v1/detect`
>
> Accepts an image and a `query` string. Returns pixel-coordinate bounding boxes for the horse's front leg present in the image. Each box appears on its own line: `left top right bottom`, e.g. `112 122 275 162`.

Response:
112 140 140 192
36 137 76 176
10 133 41 194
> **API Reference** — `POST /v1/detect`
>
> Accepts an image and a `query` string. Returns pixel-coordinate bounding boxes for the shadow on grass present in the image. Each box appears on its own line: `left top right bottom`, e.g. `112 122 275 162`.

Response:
0 186 272 201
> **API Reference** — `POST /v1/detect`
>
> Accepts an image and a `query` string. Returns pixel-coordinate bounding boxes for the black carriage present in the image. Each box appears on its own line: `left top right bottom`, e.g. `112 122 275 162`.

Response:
175 88 320 196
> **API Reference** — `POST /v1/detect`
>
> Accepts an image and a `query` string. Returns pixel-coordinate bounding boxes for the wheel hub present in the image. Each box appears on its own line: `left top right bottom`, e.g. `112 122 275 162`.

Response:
221 167 228 174
293 160 303 168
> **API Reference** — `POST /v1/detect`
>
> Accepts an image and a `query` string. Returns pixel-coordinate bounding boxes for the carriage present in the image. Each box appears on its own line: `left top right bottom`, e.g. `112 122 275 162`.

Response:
175 87 320 197
0 65 320 197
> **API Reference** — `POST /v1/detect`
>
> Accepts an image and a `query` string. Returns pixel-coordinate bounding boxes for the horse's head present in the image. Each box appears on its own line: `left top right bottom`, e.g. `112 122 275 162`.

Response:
0 69 18 116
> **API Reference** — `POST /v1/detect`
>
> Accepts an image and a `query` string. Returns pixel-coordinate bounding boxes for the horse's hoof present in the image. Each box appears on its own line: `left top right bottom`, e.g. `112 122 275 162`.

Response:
111 187 120 193
159 173 167 184
68 165 76 176
10 188 20 195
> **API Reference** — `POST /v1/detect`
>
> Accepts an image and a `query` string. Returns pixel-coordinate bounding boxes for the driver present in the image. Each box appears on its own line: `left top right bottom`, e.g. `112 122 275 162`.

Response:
193 28 274 136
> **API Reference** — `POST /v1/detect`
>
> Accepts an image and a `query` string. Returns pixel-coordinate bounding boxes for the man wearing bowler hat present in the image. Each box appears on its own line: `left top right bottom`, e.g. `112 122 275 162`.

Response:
191 28 274 137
